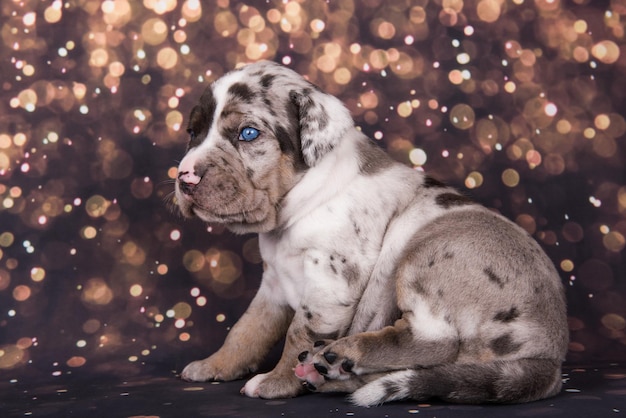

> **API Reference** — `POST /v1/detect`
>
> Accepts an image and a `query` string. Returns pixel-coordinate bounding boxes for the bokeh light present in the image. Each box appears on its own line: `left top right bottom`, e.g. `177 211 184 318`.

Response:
0 0 624 382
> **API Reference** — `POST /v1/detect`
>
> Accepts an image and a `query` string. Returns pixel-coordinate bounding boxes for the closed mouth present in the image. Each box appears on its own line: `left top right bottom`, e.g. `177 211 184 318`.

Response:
187 194 269 225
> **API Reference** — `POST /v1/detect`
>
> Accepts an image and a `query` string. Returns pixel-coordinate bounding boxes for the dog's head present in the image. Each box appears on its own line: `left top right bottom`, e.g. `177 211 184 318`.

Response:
175 61 353 233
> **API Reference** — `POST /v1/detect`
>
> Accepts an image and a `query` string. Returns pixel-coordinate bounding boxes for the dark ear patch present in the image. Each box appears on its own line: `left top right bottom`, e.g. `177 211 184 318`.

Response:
290 89 332 165
274 125 296 154
278 98 307 170
289 87 352 167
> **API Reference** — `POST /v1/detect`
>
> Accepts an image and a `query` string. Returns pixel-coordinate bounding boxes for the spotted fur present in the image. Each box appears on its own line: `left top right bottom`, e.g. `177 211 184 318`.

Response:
175 61 568 406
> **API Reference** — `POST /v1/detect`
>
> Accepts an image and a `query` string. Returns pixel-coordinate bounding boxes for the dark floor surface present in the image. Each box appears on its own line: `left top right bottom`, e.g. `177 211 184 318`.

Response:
1 364 624 418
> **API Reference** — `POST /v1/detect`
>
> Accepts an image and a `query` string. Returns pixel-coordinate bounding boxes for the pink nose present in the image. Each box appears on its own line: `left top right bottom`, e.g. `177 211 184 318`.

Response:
178 170 201 195
179 170 201 185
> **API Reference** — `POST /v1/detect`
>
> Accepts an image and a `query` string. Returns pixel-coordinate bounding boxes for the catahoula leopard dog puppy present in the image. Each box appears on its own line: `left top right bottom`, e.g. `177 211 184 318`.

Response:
175 61 568 406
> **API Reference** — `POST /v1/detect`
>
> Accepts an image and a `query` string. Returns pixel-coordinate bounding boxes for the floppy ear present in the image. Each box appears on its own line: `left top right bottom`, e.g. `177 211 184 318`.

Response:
289 87 354 167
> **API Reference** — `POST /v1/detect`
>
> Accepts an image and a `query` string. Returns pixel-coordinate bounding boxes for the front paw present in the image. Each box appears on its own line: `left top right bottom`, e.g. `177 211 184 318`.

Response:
180 354 252 382
241 371 305 399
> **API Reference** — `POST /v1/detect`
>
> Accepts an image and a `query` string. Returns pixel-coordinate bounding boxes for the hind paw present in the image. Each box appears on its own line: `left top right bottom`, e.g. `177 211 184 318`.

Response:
294 340 328 390
295 339 359 389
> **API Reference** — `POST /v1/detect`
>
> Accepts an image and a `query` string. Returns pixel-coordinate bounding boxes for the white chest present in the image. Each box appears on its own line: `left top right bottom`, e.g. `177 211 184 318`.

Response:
258 232 307 310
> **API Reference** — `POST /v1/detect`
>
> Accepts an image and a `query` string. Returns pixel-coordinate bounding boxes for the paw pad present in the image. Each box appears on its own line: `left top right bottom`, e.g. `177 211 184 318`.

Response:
313 363 328 375
298 351 309 362
323 351 337 364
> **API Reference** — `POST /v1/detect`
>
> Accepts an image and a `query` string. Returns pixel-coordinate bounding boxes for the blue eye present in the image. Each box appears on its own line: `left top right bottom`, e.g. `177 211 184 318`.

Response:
239 127 259 141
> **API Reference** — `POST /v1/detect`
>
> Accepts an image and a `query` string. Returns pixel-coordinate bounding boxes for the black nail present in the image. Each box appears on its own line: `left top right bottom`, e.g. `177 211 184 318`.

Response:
298 351 309 362
342 359 354 373
314 340 325 347
305 382 317 391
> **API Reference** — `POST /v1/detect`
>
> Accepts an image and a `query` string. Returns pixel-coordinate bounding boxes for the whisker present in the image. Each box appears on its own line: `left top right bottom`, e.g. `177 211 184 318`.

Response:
157 178 177 188
162 191 183 216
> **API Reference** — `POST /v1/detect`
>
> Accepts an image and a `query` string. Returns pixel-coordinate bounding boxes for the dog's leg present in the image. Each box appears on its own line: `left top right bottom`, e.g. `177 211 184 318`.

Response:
345 358 563 406
180 282 293 382
296 332 563 406
241 248 361 399
240 308 331 399
298 316 459 383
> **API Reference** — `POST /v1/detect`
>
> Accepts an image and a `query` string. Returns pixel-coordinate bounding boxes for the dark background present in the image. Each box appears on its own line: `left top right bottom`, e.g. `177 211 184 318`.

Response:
0 0 625 388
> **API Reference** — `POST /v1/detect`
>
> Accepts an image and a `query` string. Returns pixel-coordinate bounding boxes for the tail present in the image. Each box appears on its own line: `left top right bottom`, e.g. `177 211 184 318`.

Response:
349 359 563 407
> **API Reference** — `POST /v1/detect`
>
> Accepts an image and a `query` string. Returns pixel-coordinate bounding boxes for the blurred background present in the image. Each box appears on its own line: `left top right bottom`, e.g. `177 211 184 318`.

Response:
0 0 625 384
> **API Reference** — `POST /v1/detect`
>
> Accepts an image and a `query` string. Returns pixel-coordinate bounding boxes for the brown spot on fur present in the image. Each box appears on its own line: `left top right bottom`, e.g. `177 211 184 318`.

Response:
186 88 216 149
413 280 427 295
436 193 474 208
423 176 446 188
260 74 276 88
494 307 520 323
228 82 256 102
490 333 522 356
485 267 507 288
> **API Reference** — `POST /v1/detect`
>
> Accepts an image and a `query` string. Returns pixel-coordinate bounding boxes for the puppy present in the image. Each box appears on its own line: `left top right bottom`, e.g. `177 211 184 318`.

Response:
175 61 568 406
